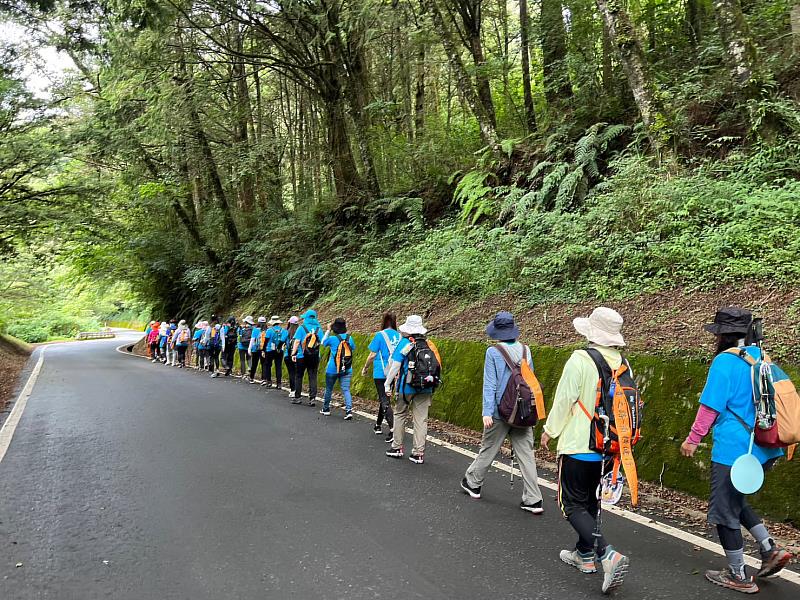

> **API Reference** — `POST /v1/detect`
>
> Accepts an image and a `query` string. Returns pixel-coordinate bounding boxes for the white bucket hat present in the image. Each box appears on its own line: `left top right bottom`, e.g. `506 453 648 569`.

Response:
243 316 254 325
573 307 626 347
269 315 283 325
257 316 267 324
399 315 427 335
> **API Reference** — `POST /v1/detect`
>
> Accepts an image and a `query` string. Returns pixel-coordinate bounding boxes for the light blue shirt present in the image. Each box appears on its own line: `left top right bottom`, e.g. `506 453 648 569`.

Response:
482 343 533 418
368 328 401 379
323 334 356 375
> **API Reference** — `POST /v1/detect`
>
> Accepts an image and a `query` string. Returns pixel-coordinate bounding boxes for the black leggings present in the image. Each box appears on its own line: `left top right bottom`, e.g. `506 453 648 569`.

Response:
717 507 761 550
294 355 319 400
249 351 263 379
558 455 609 555
375 378 393 428
222 346 235 374
207 348 221 373
177 345 187 366
264 351 282 385
284 356 296 392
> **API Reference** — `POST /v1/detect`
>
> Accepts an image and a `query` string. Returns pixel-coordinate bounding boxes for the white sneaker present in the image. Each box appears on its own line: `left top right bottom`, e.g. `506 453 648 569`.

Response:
559 549 597 574
600 547 629 594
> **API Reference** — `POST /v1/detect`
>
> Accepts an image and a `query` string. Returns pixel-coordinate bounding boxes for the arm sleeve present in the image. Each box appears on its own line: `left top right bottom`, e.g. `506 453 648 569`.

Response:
482 348 499 417
686 404 720 445
544 353 583 438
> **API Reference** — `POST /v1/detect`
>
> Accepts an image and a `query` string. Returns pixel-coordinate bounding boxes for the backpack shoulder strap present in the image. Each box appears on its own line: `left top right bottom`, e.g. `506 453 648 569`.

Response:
493 344 519 370
427 339 442 368
723 347 757 366
583 347 613 383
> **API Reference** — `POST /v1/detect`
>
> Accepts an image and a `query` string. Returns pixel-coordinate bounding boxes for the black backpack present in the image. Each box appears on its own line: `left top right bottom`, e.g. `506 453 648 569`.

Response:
495 345 540 427
334 335 353 374
225 325 238 347
239 326 252 346
404 337 442 392
301 326 322 357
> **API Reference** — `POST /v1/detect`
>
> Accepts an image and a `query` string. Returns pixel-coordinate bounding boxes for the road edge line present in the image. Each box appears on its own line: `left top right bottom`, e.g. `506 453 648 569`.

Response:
0 347 46 465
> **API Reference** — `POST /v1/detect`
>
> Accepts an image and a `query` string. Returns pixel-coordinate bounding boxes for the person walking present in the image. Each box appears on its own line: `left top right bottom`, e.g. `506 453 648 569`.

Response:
680 308 791 593
540 307 630 595
248 316 267 383
263 316 288 388
237 316 254 377
320 318 356 420
221 316 238 376
384 315 441 464
284 316 300 396
148 322 161 363
158 321 169 363
171 319 191 368
290 310 323 406
204 316 223 378
361 312 400 441
165 320 178 366
193 321 207 370
460 311 544 514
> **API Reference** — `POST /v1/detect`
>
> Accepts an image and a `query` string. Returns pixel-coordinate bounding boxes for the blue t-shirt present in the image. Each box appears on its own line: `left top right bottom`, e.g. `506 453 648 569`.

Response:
323 334 356 375
293 324 322 360
368 328 401 379
192 329 203 348
391 337 423 397
250 326 265 352
700 346 784 466
265 326 288 352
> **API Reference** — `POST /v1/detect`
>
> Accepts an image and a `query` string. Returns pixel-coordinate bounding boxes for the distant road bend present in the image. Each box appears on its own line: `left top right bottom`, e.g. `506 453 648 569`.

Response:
0 333 797 599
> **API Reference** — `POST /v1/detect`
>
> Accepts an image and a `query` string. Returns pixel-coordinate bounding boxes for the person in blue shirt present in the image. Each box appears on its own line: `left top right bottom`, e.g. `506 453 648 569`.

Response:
320 318 356 419
166 320 177 366
192 321 205 369
248 316 268 383
263 316 288 389
221 317 238 376
290 309 323 406
283 316 300 397
361 312 400 440
237 316 254 377
681 308 790 593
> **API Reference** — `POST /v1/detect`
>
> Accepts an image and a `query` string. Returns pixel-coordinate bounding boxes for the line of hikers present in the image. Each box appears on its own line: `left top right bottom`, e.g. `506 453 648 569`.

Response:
143 305 796 595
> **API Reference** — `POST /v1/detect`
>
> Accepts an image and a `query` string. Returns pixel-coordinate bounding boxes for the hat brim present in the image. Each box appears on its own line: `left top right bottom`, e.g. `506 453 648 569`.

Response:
399 324 427 335
703 322 749 335
573 317 626 347
486 321 520 341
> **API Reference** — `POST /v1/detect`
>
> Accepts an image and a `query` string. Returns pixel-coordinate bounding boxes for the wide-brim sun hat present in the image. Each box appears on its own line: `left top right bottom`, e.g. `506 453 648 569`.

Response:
703 307 752 336
301 309 317 320
573 307 626 347
289 316 300 324
486 311 520 341
269 315 282 325
178 319 187 326
243 316 254 325
257 316 267 323
399 315 427 335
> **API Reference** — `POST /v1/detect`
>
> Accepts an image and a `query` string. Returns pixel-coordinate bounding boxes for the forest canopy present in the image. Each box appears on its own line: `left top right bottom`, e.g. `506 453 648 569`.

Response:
1 0 800 339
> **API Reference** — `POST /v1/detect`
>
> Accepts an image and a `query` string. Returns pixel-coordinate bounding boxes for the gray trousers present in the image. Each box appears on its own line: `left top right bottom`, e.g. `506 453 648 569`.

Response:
465 420 543 505
392 393 432 455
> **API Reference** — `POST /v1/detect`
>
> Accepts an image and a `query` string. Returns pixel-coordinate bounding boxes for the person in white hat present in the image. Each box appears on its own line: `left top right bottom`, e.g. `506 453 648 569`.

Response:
540 307 629 594
383 315 441 464
262 316 287 388
236 316 254 377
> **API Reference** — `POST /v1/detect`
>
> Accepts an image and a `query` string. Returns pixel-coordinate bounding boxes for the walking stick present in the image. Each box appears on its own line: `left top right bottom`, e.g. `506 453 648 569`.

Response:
593 415 611 548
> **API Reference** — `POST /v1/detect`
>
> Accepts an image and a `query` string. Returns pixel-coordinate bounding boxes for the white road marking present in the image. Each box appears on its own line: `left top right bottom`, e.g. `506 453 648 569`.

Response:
0 348 46 465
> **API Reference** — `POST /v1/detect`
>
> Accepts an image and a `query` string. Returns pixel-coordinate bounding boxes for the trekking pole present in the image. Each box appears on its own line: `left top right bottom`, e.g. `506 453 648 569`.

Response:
510 447 515 489
593 415 611 549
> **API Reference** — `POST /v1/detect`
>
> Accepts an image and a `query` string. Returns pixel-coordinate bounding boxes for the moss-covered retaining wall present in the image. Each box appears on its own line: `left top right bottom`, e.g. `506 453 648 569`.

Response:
309 333 800 524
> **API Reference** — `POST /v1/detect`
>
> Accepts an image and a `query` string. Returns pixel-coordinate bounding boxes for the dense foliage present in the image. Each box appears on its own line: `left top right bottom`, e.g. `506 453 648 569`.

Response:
1 0 800 339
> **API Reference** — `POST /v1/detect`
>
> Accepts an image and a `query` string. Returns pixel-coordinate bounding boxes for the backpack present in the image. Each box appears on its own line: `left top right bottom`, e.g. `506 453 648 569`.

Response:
224 325 237 347
270 327 285 353
495 345 546 428
239 326 252 347
301 326 322 357
403 337 442 393
208 328 222 349
178 329 190 343
334 335 353 374
725 348 800 459
579 348 643 506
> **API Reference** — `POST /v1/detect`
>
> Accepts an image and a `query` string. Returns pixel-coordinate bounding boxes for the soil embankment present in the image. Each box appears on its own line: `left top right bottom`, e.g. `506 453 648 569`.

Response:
0 334 32 411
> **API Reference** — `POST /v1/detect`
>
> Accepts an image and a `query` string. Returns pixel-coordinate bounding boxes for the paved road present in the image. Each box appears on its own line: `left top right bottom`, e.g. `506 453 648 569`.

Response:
0 336 797 599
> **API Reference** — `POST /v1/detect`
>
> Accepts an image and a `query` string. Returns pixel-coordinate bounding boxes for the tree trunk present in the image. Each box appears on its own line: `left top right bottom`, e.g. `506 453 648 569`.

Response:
426 0 500 150
687 0 703 45
325 94 366 203
519 0 536 132
602 20 614 94
595 0 665 150
646 0 657 52
464 3 497 128
793 4 800 52
414 38 426 138
711 0 760 86
541 0 572 104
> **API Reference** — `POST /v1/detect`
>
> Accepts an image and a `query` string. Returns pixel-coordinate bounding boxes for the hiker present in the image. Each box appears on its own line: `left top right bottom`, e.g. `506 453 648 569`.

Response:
158 321 170 363
171 320 191 368
460 311 544 514
540 307 631 595
204 316 223 378
248 316 268 383
384 315 441 464
166 320 177 366
144 321 155 358
290 310 323 406
192 321 206 370
148 322 161 362
680 308 791 593
263 316 288 389
221 317 238 376
361 312 400 441
284 316 300 397
320 318 356 420
237 316 254 377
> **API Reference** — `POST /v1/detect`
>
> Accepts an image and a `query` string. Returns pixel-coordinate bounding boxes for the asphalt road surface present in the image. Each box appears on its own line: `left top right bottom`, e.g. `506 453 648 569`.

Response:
0 335 797 599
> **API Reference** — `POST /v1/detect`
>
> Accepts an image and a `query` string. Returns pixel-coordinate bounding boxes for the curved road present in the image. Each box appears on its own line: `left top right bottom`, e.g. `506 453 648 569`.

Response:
0 335 797 599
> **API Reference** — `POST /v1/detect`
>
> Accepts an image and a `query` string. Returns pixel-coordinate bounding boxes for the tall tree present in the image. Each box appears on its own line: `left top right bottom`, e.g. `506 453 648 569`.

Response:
541 0 572 104
518 0 536 132
711 0 760 87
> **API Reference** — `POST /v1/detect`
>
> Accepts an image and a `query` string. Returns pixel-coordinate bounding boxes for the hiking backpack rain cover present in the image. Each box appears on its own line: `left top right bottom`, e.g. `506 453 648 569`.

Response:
494 345 546 427
582 348 644 506
404 337 442 392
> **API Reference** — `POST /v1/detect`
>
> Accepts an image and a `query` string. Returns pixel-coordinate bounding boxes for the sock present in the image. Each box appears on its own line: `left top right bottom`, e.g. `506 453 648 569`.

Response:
725 548 746 579
748 523 774 556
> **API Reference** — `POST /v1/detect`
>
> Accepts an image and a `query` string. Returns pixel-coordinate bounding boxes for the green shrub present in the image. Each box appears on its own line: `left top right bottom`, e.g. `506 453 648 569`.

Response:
8 323 49 343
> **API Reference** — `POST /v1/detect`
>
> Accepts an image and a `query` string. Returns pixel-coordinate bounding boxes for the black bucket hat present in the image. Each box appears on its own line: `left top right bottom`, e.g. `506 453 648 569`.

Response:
332 318 347 335
227 316 236 325
486 311 520 341
703 307 752 335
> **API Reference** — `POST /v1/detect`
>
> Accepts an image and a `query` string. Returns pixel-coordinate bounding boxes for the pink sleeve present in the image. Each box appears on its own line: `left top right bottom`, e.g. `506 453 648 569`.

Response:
686 404 719 445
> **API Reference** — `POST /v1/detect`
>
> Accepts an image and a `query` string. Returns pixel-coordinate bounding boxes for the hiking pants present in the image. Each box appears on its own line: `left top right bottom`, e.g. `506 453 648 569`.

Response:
165 345 174 365
558 455 609 555
249 350 263 380
176 345 187 366
323 372 352 412
264 350 282 386
222 345 235 375
149 341 158 358
374 378 393 429
238 349 249 376
294 355 319 400
465 420 542 505
207 348 221 373
284 356 296 393
391 393 431 456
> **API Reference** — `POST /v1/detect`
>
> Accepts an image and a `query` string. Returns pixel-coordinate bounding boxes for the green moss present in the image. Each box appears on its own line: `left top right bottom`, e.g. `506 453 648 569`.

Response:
309 334 800 524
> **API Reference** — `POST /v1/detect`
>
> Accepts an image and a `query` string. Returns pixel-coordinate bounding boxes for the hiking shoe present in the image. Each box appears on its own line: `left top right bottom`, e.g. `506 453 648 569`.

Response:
460 478 481 499
210 373 219 378
705 569 758 594
290 397 303 405
409 454 424 464
559 549 597 574
249 378 256 384
319 408 331 416
600 547 629 594
385 433 394 443
344 412 353 421
151 359 158 363
520 501 544 515
386 447 404 459
260 380 268 386
373 424 383 435
306 400 315 407
758 547 793 578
